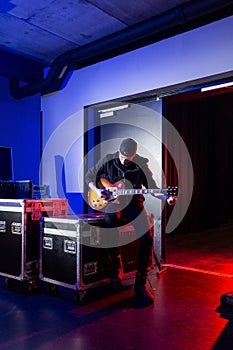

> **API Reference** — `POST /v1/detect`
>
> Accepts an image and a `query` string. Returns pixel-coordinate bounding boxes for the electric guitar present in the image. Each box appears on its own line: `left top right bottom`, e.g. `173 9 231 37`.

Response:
88 178 178 210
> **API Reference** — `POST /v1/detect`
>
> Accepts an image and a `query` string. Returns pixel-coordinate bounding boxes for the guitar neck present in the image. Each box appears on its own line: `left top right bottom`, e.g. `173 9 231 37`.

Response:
117 188 165 196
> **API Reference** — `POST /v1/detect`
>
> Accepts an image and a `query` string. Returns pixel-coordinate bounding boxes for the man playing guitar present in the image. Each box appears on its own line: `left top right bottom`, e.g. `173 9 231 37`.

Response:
85 138 177 306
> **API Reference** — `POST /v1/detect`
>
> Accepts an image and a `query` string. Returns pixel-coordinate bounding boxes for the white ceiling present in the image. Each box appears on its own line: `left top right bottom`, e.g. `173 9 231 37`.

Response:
1 0 232 67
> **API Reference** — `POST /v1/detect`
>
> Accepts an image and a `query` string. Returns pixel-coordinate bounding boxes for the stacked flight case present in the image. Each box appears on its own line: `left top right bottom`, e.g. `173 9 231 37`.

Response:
39 214 146 301
0 198 68 289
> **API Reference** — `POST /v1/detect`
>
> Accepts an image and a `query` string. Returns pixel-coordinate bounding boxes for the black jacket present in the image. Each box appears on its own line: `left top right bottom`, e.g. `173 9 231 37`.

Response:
85 151 158 207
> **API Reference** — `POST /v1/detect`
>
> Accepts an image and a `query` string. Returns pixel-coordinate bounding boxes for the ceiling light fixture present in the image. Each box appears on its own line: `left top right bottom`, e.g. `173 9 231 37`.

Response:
201 81 233 92
99 111 114 118
98 104 129 113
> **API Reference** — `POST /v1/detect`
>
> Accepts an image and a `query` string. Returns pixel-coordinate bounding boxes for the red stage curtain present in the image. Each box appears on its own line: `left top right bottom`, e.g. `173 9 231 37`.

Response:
163 91 233 235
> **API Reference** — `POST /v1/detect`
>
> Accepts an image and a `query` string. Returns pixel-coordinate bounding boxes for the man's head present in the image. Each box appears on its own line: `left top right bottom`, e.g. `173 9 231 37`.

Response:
119 138 137 165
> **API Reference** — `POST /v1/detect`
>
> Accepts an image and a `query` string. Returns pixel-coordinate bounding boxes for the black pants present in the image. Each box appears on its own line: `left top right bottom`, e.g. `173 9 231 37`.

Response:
103 202 153 274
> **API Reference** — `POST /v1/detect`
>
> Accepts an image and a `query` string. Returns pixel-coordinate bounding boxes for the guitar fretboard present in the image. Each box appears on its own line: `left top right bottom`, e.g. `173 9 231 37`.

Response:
116 188 166 196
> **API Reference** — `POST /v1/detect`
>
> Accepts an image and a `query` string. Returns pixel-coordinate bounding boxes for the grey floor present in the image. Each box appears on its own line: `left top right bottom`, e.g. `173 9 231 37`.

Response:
1 220 233 350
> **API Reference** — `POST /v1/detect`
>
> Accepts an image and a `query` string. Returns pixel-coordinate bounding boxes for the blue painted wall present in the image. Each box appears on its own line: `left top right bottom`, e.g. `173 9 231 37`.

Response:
41 16 233 214
0 75 41 184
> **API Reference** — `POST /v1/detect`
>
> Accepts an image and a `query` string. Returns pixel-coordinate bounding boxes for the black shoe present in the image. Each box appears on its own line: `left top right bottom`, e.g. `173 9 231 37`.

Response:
110 254 123 289
110 275 122 289
134 285 154 305
134 272 154 306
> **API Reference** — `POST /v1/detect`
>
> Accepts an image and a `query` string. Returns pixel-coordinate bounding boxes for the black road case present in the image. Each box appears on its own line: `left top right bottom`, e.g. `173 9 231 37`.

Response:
0 198 68 287
39 214 145 299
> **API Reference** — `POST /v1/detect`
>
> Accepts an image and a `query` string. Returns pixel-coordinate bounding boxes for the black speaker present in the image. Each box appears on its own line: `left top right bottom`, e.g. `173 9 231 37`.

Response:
0 180 33 199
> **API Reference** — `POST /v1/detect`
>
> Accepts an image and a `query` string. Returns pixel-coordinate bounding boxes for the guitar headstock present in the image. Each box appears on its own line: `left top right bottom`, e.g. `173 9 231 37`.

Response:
167 186 178 196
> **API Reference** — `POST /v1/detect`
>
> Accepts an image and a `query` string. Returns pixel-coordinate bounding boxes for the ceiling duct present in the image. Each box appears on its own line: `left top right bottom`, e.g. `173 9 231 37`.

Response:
9 0 233 99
